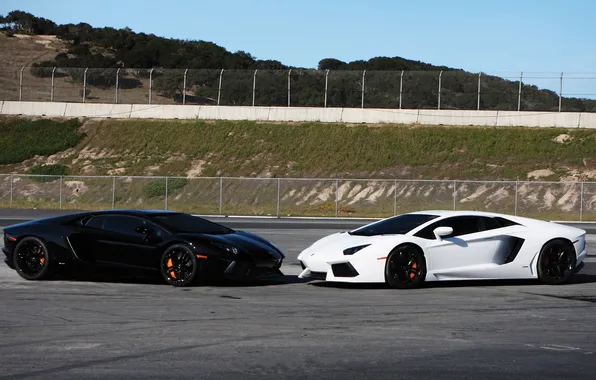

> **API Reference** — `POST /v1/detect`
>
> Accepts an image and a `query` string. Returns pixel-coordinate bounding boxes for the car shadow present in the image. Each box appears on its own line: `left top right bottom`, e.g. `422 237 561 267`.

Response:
307 273 596 290
47 268 313 287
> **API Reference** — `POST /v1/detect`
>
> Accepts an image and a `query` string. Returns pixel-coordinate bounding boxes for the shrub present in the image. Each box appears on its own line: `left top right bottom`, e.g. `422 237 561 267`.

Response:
27 164 69 182
0 118 84 164
144 177 188 198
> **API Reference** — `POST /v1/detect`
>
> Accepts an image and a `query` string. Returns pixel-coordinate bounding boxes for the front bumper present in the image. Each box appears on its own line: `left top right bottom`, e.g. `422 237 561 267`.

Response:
205 255 284 279
298 254 386 283
3 247 14 269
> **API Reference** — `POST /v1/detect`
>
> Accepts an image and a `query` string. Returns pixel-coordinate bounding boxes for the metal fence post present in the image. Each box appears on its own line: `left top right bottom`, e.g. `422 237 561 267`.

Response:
252 69 258 107
165 177 169 209
288 69 292 107
149 68 154 104
111 176 116 209
453 180 456 210
182 69 188 105
399 70 404 109
394 179 397 215
517 71 523 111
335 179 339 217
559 72 563 112
276 178 281 217
83 68 88 103
9 174 13 208
217 69 224 106
361 70 366 108
115 68 120 104
438 71 443 110
59 176 63 209
477 72 482 110
19 66 24 101
324 69 329 107
50 67 56 102
219 177 223 215
580 182 584 221
514 181 519 215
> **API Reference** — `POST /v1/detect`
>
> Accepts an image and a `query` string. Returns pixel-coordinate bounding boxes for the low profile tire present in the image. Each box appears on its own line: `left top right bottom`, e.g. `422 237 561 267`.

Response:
537 239 577 285
385 244 427 289
160 244 200 287
13 236 53 281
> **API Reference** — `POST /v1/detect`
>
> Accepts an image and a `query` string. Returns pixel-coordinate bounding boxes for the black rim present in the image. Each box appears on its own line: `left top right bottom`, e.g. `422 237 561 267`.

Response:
541 244 574 280
388 248 421 285
15 240 47 277
162 247 195 284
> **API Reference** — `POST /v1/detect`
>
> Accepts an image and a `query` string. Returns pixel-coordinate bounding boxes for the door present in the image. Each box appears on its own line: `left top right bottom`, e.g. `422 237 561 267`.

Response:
82 215 163 270
415 216 505 277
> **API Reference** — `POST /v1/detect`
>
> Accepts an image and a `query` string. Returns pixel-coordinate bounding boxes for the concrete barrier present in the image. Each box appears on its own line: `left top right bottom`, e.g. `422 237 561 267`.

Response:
2 101 596 128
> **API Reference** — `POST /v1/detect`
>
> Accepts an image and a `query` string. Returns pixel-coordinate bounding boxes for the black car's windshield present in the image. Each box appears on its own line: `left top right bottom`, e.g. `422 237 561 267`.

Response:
349 214 439 236
150 213 234 234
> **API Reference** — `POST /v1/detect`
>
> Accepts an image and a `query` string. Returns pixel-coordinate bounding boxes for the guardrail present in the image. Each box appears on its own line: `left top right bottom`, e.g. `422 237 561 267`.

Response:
1 174 595 221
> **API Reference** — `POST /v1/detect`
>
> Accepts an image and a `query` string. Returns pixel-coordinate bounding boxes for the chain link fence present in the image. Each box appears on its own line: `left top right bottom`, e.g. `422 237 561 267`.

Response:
1 174 595 221
3 67 596 112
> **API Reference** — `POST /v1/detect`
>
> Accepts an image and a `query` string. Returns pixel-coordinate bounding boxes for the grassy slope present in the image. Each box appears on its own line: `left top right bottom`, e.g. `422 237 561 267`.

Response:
2 117 596 181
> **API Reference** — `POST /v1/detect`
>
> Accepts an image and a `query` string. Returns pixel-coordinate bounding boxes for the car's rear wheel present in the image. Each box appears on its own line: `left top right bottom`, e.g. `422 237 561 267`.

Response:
160 244 199 287
13 236 53 281
537 239 576 285
385 244 426 289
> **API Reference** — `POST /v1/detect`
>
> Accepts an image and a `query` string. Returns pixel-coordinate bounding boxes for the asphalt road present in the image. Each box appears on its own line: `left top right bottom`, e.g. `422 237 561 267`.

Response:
2 211 596 379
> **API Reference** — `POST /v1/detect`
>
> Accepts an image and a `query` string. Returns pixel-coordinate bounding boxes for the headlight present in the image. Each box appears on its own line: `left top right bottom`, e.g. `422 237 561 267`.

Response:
343 244 371 255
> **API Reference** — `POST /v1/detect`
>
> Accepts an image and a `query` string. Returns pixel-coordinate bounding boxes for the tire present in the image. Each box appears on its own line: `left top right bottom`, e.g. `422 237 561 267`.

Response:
159 244 200 287
13 236 53 281
537 239 577 285
385 244 427 289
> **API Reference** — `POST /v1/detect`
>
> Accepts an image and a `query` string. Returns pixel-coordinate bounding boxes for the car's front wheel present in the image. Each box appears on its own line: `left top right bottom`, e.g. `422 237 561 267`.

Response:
537 239 577 285
160 244 200 287
384 244 427 289
13 236 54 281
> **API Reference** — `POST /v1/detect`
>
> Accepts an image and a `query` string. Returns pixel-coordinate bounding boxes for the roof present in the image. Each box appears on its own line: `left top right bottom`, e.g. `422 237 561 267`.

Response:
87 209 181 216
407 210 511 218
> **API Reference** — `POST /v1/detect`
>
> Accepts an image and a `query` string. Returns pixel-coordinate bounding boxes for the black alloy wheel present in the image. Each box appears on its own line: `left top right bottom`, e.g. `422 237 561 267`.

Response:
537 239 577 285
160 244 199 287
13 237 53 281
385 245 426 289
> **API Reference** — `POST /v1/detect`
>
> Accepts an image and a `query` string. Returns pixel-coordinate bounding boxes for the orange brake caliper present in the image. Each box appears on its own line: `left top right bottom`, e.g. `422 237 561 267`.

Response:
166 258 176 279
410 261 417 279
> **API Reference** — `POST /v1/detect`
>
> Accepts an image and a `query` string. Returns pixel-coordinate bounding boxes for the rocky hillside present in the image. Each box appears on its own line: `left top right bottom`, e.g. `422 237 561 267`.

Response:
0 116 595 220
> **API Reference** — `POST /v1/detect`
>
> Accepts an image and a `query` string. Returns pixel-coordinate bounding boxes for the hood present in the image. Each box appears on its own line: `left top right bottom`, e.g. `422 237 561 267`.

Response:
299 231 409 260
178 231 283 261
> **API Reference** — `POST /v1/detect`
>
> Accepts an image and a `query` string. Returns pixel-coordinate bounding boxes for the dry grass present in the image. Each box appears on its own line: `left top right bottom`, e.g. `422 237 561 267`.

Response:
0 33 178 104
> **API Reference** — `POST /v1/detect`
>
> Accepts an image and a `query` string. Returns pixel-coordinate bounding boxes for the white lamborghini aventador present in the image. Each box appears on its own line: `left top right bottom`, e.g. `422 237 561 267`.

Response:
297 210 587 288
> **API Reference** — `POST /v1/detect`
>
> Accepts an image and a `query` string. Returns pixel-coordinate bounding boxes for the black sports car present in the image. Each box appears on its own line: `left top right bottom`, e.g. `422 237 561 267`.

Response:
2 210 285 286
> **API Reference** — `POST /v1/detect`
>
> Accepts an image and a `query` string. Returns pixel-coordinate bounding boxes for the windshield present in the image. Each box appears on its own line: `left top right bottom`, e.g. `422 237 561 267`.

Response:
349 214 439 236
150 213 234 234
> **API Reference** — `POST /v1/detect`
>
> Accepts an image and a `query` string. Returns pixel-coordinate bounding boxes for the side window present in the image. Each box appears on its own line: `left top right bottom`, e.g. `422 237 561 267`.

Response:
415 216 484 239
86 215 157 237
85 216 105 229
480 217 502 231
102 216 145 235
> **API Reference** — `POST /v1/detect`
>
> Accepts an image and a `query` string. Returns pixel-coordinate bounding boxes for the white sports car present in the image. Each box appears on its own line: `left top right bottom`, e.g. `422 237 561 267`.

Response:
297 210 587 288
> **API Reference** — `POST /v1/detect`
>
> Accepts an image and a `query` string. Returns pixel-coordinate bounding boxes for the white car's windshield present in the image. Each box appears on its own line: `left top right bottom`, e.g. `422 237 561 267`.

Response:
349 214 439 236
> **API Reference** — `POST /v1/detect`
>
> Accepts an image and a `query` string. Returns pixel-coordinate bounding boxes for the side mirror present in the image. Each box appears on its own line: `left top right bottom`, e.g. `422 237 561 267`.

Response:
433 226 453 240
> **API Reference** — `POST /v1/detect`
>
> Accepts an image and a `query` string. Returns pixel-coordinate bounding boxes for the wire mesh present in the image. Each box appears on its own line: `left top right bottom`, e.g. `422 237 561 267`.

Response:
4 66 596 112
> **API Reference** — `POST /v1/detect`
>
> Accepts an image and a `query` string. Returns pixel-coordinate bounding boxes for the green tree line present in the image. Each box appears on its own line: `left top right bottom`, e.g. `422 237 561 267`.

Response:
2 10 595 111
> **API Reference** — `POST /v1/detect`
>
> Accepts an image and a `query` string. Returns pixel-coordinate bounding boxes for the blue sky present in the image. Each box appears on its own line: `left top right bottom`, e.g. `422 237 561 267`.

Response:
2 0 596 96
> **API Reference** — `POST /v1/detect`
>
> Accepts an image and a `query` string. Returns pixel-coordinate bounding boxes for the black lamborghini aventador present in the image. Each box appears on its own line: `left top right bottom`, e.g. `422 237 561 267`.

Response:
2 210 285 286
